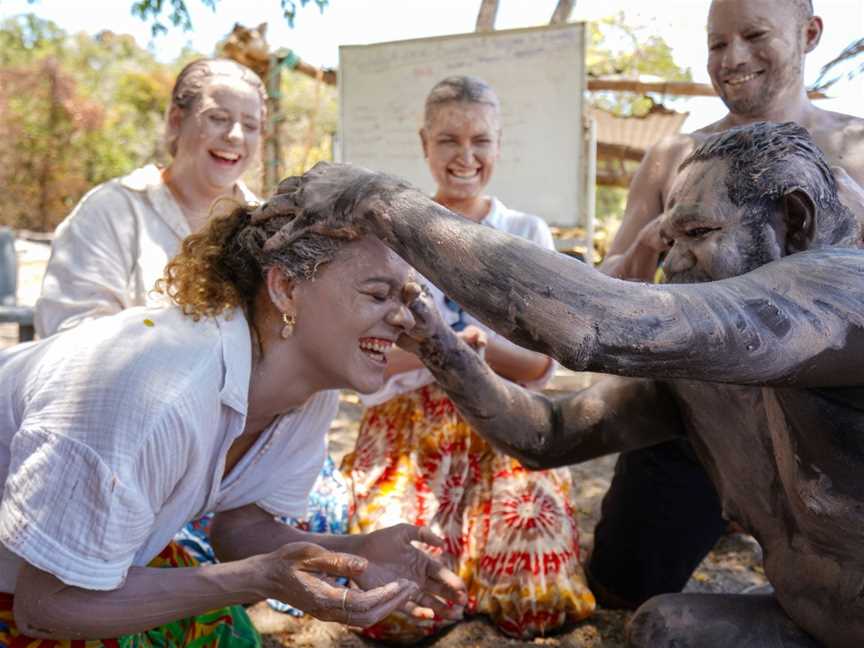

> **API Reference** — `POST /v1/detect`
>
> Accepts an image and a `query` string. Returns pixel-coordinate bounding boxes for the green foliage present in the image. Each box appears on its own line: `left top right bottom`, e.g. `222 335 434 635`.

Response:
130 0 328 36
0 14 174 230
587 12 692 118
586 13 692 225
277 69 338 177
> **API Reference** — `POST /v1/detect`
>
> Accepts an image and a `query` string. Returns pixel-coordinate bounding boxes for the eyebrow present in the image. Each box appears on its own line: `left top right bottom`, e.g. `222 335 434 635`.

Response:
360 276 401 289
668 206 712 227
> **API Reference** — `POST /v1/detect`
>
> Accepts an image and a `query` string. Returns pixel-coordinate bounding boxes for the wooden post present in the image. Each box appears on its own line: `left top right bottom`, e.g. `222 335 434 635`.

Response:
550 0 575 24
264 55 283 194
475 0 499 32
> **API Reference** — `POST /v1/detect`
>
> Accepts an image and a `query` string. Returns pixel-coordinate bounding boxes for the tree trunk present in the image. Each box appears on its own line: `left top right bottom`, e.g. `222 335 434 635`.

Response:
264 57 283 194
38 60 61 232
475 0 498 32
550 0 575 25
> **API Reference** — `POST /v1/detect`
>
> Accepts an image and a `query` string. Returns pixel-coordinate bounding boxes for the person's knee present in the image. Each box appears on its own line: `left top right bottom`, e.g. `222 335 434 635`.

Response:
626 594 681 648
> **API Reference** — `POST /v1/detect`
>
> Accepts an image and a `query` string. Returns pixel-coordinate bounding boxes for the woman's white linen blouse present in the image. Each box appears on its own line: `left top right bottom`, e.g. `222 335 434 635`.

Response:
34 165 257 337
0 306 338 593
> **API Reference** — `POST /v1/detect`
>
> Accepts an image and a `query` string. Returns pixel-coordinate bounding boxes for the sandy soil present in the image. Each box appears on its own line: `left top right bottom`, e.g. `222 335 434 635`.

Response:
4 246 766 647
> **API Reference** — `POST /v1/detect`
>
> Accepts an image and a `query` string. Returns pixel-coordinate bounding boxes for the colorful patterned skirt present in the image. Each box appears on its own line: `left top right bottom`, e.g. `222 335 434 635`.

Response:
0 542 260 648
343 384 596 642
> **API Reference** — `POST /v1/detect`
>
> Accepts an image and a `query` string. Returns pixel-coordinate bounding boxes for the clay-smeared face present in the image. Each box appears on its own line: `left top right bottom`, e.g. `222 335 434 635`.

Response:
707 0 805 116
172 76 262 193
663 161 785 283
290 236 416 394
421 101 500 205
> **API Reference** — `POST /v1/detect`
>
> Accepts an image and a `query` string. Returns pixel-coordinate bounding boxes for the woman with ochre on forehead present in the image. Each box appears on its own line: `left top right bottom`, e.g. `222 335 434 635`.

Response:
342 75 596 641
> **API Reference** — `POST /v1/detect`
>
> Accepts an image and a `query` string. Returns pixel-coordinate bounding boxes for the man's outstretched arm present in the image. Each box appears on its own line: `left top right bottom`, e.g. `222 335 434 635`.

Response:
399 292 684 468
271 163 864 387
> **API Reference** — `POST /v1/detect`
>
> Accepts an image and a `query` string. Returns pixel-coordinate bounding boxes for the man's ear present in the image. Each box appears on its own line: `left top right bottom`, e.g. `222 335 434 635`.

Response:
803 16 823 53
782 188 816 254
266 266 296 315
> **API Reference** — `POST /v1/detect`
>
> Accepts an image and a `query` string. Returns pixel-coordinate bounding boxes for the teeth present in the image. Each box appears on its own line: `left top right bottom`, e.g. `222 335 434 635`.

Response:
726 72 760 86
359 339 393 354
449 170 479 179
212 150 240 161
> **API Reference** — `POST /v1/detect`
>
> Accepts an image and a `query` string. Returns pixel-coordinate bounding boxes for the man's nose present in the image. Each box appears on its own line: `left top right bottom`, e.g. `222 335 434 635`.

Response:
664 246 696 275
723 36 751 69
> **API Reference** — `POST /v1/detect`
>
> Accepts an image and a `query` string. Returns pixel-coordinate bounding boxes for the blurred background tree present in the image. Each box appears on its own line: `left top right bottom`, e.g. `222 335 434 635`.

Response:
0 7 676 232
130 0 328 35
585 13 692 225
0 14 174 230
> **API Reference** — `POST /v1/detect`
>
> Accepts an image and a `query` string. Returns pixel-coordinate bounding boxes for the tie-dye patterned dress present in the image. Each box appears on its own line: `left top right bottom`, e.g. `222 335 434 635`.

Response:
342 199 595 641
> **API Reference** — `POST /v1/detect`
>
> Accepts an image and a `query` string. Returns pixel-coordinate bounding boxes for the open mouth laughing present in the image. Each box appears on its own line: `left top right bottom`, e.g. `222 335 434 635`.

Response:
209 149 242 165
447 167 481 183
358 337 394 365
724 70 764 87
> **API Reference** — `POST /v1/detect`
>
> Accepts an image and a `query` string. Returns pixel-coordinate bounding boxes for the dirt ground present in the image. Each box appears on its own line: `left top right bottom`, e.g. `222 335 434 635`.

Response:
4 241 767 647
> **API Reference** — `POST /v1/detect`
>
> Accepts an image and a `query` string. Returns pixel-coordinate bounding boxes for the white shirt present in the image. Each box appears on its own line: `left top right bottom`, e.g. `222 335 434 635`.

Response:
35 165 257 337
362 197 557 406
0 306 338 592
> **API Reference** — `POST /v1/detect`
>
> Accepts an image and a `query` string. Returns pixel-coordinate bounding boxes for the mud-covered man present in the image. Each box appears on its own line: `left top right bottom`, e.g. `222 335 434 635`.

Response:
589 0 864 609
259 120 864 646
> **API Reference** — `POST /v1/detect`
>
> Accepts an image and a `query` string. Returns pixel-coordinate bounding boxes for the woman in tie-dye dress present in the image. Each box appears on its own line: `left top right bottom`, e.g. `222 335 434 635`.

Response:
342 76 595 642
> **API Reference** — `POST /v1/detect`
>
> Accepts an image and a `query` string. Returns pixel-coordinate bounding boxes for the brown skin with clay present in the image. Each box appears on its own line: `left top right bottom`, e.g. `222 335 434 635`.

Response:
257 122 864 646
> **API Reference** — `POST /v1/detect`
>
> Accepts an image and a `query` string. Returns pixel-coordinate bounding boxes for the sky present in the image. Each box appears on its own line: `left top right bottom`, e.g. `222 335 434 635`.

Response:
3 0 863 131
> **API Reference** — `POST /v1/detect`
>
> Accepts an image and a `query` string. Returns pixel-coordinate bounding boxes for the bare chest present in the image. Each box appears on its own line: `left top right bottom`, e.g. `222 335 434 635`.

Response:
671 382 864 543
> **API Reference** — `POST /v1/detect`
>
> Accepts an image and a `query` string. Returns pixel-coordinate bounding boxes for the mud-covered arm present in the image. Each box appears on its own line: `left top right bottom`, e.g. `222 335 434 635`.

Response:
399 290 684 469
387 207 864 387
271 163 864 387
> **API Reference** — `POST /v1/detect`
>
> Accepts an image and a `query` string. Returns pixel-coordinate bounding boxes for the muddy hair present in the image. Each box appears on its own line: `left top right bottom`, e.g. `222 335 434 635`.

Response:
423 75 501 128
680 121 858 247
165 58 267 157
156 193 344 321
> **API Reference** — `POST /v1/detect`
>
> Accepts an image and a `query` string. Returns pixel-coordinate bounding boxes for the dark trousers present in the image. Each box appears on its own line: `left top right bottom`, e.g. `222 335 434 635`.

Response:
585 439 727 609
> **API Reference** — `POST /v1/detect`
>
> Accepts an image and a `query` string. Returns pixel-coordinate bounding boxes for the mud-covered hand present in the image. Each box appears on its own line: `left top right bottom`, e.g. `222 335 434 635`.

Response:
638 213 674 254
397 282 487 356
251 162 416 251
260 541 420 627
351 524 467 622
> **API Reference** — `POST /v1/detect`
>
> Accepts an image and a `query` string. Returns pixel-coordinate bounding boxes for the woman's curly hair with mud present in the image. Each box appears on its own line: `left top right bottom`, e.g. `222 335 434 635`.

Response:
157 198 344 320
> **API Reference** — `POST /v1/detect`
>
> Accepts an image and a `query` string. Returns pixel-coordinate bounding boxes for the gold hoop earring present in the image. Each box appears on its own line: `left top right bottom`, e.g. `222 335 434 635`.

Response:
281 312 296 339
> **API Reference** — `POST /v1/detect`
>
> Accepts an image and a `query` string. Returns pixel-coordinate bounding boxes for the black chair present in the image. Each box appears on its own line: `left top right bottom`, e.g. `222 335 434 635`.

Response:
0 228 35 342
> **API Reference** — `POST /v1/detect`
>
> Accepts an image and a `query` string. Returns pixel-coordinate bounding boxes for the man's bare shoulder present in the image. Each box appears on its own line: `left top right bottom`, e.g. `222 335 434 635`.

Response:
808 109 864 181
645 119 734 175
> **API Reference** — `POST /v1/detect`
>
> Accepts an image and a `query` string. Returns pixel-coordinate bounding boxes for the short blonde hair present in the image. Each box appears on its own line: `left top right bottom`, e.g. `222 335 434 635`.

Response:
423 75 500 128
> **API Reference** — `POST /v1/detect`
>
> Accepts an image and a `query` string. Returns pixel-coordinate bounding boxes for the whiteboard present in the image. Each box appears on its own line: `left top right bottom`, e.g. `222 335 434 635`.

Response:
338 23 588 228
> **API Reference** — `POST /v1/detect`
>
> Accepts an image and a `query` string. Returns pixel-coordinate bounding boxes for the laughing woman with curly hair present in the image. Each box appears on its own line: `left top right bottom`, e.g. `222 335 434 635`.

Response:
0 178 465 646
